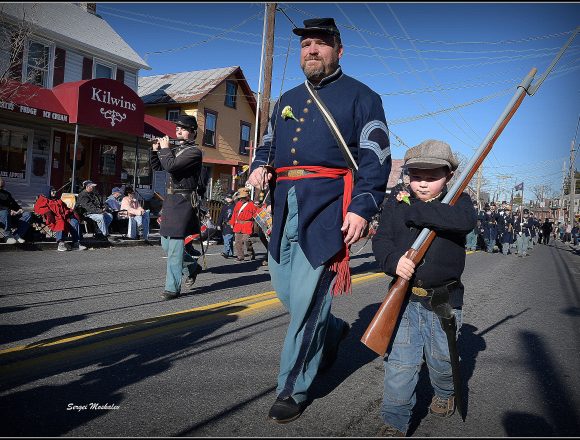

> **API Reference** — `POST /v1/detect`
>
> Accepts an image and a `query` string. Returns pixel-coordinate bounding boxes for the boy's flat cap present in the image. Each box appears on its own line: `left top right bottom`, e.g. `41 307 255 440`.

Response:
404 139 459 171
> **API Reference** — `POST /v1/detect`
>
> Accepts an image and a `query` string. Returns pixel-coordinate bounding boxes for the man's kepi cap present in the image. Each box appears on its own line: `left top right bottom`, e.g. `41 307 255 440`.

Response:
293 18 341 37
175 115 198 131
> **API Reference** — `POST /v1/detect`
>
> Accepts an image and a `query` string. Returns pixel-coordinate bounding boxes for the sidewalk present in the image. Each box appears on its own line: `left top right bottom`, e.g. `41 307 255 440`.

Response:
0 232 162 252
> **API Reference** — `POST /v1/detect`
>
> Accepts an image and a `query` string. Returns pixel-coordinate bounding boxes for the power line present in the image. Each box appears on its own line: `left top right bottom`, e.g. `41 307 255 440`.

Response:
284 4 576 46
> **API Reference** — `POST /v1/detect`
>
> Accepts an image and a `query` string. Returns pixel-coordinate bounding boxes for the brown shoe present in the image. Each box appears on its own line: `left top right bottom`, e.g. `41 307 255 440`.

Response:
429 395 455 418
376 424 405 437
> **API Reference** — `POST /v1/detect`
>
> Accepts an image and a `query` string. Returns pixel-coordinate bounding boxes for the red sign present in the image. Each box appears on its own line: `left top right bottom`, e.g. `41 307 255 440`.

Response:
53 78 144 137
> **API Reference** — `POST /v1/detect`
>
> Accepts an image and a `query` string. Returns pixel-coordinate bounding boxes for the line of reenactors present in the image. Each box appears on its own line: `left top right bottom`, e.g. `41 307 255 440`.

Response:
466 201 543 257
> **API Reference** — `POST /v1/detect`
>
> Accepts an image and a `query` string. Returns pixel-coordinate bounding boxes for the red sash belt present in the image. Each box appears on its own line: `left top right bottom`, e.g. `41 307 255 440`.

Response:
276 165 353 296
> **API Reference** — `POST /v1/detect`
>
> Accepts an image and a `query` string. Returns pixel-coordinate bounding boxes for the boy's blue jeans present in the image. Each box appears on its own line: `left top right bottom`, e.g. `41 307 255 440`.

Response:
381 301 463 434
222 232 234 256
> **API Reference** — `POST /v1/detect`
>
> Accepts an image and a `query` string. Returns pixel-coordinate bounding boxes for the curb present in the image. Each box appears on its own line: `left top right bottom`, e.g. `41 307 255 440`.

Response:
0 235 162 252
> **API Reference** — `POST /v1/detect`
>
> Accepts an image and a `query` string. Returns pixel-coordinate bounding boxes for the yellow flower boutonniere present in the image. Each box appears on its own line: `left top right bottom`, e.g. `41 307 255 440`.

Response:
396 190 411 205
281 105 298 122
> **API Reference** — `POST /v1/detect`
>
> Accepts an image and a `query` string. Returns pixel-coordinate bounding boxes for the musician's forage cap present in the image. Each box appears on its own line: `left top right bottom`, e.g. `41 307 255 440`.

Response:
404 139 459 171
293 18 341 37
175 115 198 131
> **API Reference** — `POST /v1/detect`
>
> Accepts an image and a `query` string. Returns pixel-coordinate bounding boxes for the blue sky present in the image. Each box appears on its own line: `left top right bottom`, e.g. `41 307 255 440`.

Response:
98 2 580 202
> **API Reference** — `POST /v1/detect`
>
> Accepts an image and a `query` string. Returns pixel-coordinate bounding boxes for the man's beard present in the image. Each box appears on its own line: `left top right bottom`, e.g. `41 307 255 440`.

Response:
301 57 337 82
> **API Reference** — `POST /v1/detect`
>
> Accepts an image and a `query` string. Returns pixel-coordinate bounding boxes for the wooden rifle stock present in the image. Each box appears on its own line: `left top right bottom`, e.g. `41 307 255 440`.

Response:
360 235 435 356
361 67 539 357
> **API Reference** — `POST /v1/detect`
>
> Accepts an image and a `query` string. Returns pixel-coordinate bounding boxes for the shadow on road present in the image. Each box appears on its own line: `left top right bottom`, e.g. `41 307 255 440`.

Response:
0 304 244 436
504 330 580 436
306 302 383 403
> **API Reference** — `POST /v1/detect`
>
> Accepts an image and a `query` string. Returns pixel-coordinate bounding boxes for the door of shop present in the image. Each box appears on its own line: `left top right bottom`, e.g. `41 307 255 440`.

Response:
91 139 123 197
51 131 92 193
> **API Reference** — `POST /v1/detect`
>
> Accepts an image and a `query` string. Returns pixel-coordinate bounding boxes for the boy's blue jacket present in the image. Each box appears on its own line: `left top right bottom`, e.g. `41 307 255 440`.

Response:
372 189 477 309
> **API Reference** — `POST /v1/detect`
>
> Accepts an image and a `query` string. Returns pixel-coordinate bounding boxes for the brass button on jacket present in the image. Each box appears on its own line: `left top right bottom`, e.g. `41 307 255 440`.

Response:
293 160 299 166
291 148 296 154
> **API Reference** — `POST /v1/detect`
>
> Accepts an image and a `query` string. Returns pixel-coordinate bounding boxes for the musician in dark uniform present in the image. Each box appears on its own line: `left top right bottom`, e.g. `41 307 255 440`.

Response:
151 115 203 300
248 18 391 424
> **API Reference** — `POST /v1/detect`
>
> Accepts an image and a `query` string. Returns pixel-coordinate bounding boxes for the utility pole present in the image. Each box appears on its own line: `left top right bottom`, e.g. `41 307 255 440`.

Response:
258 3 276 146
569 139 577 225
560 160 567 221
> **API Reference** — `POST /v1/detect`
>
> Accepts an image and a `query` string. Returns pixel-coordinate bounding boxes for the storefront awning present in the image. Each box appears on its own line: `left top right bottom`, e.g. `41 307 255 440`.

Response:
0 79 69 122
143 114 176 139
52 78 144 137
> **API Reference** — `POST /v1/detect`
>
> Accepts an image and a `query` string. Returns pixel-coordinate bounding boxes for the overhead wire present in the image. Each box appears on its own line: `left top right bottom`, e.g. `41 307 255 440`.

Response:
284 4 575 45
336 4 479 152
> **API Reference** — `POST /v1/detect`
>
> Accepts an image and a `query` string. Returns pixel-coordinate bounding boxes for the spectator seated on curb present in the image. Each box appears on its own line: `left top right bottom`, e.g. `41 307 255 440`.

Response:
34 186 86 251
0 176 34 244
75 180 114 241
105 186 129 234
120 186 150 240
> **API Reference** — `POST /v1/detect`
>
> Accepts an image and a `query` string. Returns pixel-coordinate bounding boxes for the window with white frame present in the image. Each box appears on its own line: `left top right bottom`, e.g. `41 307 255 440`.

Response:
24 39 53 87
167 109 180 122
93 59 116 79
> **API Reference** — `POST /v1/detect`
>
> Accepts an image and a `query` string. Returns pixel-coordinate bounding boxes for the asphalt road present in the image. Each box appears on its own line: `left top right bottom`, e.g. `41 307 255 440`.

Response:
0 237 579 437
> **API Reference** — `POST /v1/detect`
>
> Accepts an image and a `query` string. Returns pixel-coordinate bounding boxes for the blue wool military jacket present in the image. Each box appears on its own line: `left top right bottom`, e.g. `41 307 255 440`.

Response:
250 67 391 268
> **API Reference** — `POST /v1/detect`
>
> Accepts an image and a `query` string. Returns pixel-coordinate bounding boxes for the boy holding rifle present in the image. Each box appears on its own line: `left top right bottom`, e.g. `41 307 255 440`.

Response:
372 139 476 436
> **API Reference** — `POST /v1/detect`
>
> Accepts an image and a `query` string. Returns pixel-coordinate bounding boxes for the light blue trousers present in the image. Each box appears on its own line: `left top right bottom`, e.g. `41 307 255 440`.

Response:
268 186 344 404
87 212 113 236
161 236 198 294
127 210 150 239
516 233 530 255
55 218 81 243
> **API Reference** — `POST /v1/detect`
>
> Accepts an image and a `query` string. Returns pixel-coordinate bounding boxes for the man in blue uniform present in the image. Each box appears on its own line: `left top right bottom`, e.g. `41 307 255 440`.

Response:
248 17 391 423
151 115 203 300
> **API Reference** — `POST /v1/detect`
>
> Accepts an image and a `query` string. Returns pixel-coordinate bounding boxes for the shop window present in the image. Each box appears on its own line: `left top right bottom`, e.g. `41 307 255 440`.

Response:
25 40 52 87
99 144 117 176
0 128 28 180
225 80 237 108
239 122 251 155
203 110 217 147
122 147 152 189
167 109 180 122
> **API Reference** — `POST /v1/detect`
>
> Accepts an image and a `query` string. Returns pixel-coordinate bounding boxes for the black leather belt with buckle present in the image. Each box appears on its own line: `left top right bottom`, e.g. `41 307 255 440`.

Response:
277 169 317 178
411 281 459 297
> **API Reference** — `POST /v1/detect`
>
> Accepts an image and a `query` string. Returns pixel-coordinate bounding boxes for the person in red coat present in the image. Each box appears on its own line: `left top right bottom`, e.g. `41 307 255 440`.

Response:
34 187 86 251
229 187 259 262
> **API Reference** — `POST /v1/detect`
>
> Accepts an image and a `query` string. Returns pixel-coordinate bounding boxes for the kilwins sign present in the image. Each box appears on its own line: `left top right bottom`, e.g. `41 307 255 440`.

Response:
53 78 144 136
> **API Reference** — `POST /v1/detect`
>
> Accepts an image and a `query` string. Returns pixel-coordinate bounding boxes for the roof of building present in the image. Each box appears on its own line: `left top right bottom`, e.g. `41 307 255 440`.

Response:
138 66 256 111
0 3 150 70
387 159 405 188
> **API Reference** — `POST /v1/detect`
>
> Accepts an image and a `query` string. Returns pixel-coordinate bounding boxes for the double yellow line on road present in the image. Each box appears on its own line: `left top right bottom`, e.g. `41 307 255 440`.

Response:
0 272 386 359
